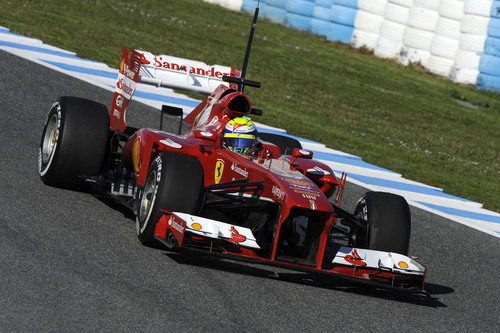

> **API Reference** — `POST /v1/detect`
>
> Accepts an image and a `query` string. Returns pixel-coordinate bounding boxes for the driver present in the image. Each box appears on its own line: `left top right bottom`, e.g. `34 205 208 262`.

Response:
222 117 259 155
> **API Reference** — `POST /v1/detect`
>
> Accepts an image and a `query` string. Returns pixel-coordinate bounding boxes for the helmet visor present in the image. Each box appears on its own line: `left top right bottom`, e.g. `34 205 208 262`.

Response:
223 133 255 154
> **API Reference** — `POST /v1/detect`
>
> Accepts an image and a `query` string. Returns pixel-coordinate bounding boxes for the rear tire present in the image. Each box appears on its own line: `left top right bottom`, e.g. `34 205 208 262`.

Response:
353 191 411 255
258 133 302 155
38 96 110 189
135 152 204 246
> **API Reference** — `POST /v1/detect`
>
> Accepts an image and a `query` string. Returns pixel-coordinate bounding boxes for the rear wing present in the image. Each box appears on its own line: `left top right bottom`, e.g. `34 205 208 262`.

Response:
110 48 240 132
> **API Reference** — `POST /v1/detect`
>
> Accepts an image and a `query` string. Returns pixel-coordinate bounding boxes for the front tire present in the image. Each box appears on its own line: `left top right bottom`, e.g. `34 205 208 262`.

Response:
135 152 204 246
352 191 411 255
38 96 109 189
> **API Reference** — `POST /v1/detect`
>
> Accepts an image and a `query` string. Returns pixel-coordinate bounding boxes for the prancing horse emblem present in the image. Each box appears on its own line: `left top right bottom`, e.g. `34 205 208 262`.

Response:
215 159 225 184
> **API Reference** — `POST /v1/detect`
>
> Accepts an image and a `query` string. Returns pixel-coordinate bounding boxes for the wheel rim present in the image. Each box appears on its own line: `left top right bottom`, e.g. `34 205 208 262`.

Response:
41 114 58 165
138 170 157 233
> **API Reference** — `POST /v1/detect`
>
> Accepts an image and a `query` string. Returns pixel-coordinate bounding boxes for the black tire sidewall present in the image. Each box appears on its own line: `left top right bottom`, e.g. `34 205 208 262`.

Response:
354 191 411 255
136 152 204 245
38 96 110 189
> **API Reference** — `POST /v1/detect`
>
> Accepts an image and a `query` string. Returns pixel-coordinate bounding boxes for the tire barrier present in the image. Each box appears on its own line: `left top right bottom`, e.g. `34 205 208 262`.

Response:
427 55 455 76
479 53 500 76
265 0 287 7
357 0 387 16
384 2 410 25
375 1 411 59
333 0 358 9
450 67 479 85
206 0 500 92
285 0 314 30
461 15 491 35
286 0 315 16
308 1 333 37
204 0 243 11
327 3 357 43
488 18 500 37
262 4 287 23
477 72 500 92
492 1 500 18
408 7 439 31
435 17 461 40
428 2 462 77
353 2 386 49
464 0 494 17
430 35 459 59
484 36 500 56
455 49 481 69
438 0 465 21
414 0 440 11
242 0 261 13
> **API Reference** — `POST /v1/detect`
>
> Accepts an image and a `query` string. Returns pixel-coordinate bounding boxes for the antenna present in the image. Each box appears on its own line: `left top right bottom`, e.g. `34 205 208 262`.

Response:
223 2 262 93
240 2 260 92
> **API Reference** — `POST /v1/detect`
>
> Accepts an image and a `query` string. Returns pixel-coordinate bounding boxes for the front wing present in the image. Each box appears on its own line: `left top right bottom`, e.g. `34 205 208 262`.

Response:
154 212 427 293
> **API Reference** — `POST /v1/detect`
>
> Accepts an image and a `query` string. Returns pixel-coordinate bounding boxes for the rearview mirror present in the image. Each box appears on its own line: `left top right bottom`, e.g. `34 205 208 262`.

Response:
292 148 313 159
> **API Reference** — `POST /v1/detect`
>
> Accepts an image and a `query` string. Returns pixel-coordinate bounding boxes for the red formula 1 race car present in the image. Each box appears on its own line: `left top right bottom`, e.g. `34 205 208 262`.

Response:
38 7 427 294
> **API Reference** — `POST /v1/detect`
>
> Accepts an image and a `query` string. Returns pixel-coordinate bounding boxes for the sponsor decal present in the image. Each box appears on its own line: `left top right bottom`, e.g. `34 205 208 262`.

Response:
293 189 321 197
285 177 313 190
398 261 409 269
191 223 202 230
231 162 248 178
309 200 316 210
113 108 121 119
168 216 184 234
115 94 124 108
301 194 317 200
116 74 136 100
159 138 182 149
272 186 285 200
229 226 246 243
132 139 141 173
215 159 225 184
151 56 230 78
344 249 367 266
285 178 310 186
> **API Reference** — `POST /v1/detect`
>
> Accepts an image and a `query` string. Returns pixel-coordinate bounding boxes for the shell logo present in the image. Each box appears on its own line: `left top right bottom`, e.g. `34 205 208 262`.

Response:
398 261 409 269
132 139 141 173
191 223 202 230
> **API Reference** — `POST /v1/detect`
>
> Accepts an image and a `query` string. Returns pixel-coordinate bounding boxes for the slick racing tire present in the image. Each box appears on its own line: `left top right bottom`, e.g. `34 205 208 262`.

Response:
135 152 204 246
353 191 411 255
38 96 110 189
258 133 302 155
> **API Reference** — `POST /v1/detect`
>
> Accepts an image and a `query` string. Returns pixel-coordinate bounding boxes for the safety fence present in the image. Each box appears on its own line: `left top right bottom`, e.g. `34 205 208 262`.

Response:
204 0 500 93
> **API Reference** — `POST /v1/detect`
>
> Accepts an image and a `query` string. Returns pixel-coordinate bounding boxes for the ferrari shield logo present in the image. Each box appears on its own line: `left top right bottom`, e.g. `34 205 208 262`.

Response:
215 159 225 184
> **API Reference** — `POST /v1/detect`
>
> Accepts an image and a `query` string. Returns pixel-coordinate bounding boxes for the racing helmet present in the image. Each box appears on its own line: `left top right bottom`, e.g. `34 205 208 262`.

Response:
222 117 258 154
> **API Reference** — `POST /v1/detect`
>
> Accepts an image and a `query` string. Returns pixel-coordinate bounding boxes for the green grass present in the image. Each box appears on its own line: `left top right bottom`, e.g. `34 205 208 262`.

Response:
1 0 499 211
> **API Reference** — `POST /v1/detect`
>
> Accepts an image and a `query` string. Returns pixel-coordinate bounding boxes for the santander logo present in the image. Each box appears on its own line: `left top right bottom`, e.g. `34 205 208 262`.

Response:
117 77 135 96
150 56 230 78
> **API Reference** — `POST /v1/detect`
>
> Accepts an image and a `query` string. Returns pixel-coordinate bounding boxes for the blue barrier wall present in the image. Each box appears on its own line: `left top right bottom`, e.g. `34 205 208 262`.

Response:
477 1 500 92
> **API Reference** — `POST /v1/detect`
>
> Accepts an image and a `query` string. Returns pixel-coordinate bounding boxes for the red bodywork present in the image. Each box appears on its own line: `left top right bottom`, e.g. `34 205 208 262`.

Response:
111 49 426 293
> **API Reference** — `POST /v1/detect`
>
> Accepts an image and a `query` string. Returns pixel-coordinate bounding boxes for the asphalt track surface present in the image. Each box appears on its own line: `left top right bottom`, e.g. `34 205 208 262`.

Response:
0 49 498 331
